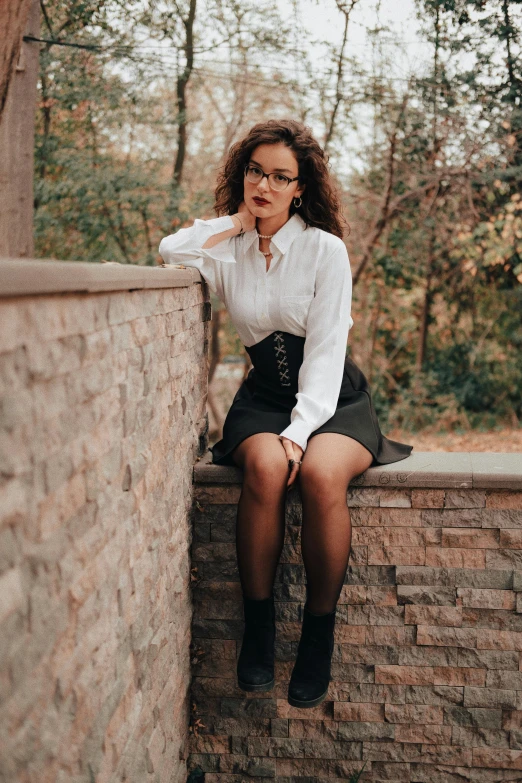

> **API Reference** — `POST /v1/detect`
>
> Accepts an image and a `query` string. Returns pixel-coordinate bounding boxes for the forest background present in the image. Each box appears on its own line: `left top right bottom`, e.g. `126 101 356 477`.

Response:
31 0 522 450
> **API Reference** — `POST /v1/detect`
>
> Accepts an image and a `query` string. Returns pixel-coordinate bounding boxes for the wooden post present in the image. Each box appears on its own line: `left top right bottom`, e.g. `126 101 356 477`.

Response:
0 0 40 258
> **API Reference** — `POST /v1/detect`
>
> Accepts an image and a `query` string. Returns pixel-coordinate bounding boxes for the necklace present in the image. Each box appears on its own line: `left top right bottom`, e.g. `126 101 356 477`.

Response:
257 228 273 258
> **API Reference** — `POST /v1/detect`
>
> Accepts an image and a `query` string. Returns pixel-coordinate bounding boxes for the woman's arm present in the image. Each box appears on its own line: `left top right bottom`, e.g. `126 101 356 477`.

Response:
278 240 354 452
159 214 241 266
200 202 256 249
200 214 242 249
159 206 254 296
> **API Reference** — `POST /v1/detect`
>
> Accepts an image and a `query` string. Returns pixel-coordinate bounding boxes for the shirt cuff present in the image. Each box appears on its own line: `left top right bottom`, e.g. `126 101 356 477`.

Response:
201 215 236 233
278 420 312 453
193 215 237 264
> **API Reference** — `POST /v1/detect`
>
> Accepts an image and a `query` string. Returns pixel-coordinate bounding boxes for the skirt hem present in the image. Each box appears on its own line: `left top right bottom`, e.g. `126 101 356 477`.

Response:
211 428 413 468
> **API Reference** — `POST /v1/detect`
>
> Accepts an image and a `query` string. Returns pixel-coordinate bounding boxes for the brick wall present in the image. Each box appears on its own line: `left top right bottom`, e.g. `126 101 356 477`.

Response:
0 261 211 782
190 453 522 782
2 260 521 783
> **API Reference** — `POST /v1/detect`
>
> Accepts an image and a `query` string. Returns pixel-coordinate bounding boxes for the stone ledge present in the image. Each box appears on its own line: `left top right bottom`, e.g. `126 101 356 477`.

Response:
0 257 202 296
194 450 522 490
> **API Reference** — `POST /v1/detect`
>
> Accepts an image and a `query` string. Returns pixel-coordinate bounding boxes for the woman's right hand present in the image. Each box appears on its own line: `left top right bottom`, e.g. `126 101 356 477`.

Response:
235 201 256 234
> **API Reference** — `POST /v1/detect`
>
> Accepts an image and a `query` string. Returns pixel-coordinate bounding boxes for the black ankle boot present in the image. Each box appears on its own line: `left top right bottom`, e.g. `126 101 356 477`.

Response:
237 595 275 692
287 605 336 708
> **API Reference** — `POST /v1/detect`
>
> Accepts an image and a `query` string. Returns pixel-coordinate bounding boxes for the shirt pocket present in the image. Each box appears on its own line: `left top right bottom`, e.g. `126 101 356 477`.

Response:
282 294 315 331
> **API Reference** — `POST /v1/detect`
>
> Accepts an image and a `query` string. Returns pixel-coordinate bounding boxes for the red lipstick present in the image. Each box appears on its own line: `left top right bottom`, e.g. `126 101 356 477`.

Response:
253 197 270 205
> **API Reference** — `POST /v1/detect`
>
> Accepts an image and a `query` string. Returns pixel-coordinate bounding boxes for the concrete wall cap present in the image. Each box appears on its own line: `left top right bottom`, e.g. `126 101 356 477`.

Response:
0 257 202 296
194 450 522 489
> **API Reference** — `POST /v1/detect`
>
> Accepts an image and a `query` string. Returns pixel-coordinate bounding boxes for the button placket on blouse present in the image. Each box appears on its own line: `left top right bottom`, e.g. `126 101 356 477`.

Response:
259 247 270 323
261 243 281 323
263 274 269 321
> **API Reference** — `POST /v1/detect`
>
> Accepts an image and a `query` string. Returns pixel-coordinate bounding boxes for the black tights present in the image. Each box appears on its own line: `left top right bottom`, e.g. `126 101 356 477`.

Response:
234 433 371 615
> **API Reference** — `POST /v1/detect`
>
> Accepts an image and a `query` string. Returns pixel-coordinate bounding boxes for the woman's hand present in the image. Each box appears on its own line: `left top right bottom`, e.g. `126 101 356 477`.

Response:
279 436 304 490
235 201 257 233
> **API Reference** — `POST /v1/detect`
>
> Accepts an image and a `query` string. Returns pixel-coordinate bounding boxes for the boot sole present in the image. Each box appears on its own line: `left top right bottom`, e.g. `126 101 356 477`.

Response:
287 687 328 709
237 677 275 693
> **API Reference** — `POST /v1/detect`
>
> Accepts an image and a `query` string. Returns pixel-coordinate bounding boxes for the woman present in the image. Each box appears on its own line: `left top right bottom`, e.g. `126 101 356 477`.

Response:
159 119 413 709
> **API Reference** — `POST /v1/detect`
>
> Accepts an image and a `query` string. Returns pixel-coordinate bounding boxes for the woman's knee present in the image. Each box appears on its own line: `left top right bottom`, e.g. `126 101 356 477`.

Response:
299 459 344 501
241 443 288 499
300 457 370 495
300 433 373 488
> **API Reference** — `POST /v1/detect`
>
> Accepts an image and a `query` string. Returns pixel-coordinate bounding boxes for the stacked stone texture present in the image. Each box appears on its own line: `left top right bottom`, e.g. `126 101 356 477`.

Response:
190 476 522 782
0 283 211 782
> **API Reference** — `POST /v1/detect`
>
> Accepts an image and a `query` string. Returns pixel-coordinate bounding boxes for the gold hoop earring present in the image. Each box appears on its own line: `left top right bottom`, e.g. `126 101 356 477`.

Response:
293 196 302 208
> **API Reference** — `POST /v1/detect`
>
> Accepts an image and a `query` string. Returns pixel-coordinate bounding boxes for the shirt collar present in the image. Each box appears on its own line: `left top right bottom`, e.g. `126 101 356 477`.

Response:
243 212 307 255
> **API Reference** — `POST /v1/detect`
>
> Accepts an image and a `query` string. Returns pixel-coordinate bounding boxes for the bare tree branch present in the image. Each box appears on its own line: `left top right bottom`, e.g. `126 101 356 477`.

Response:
324 0 358 152
352 93 407 285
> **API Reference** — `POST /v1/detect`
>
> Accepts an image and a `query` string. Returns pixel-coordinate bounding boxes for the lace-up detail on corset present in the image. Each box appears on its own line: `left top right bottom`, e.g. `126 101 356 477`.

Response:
273 332 292 387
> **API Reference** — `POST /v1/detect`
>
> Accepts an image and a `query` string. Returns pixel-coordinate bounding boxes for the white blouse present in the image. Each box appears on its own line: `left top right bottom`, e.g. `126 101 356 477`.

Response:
158 212 354 453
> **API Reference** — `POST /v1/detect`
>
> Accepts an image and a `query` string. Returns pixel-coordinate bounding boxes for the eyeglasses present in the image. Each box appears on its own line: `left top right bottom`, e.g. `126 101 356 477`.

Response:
244 164 300 192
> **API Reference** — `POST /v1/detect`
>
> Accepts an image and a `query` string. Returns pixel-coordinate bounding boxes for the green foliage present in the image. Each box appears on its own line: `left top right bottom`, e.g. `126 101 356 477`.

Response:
432 338 522 421
34 0 188 263
374 330 522 432
348 760 368 782
32 0 522 433
373 368 466 433
35 147 173 263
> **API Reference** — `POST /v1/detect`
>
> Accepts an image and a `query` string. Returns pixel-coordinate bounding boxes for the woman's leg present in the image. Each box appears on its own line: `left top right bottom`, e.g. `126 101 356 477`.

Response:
298 433 374 614
231 432 289 599
287 433 373 708
230 433 289 691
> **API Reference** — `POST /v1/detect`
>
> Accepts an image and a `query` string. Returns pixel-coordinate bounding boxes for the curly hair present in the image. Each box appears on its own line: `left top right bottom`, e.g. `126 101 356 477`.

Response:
214 119 349 239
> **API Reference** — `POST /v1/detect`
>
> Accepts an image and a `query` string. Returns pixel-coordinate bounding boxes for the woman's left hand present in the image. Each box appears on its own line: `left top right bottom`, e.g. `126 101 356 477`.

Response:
279 437 304 490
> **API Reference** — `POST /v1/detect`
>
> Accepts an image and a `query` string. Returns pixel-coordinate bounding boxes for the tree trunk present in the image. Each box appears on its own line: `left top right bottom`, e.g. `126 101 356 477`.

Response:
0 0 32 118
172 0 197 187
0 0 40 258
501 0 522 173
415 5 440 373
416 247 433 372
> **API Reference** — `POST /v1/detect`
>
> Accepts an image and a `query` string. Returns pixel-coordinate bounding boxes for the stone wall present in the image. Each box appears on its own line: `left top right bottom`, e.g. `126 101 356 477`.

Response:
0 260 211 782
190 452 522 782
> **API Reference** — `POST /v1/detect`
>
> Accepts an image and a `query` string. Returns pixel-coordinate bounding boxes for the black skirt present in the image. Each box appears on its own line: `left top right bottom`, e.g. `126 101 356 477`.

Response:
210 330 413 467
